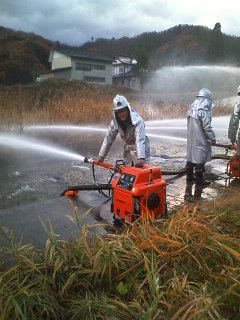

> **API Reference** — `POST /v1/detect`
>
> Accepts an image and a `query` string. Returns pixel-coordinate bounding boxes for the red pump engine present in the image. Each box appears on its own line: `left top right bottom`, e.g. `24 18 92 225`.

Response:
214 143 240 179
222 144 240 178
111 164 167 223
62 159 167 223
227 155 240 178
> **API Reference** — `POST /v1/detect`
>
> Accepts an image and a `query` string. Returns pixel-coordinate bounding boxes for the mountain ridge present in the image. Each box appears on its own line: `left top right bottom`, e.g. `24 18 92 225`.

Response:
0 23 240 85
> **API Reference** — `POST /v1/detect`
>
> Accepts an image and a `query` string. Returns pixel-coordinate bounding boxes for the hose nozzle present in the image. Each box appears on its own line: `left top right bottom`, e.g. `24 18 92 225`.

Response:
84 157 93 163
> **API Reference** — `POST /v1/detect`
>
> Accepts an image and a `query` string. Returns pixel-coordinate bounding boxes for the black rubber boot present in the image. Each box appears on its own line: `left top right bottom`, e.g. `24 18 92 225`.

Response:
186 162 194 182
194 184 203 200
195 171 211 188
196 172 211 188
184 181 194 202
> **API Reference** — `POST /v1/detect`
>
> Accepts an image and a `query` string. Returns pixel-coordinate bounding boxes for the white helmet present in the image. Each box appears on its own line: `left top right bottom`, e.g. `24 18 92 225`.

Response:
197 88 212 100
112 95 129 111
237 85 240 95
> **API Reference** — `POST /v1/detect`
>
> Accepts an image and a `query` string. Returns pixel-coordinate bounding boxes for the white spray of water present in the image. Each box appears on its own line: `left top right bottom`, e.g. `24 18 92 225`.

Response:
146 119 187 126
23 117 230 143
147 133 187 142
146 126 226 132
146 126 186 130
25 125 108 133
0 134 85 161
146 65 240 100
146 116 229 128
27 124 187 132
25 124 188 142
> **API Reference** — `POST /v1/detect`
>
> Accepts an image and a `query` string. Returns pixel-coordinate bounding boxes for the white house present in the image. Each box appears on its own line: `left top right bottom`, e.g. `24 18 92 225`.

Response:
113 57 137 77
112 56 138 88
48 46 113 85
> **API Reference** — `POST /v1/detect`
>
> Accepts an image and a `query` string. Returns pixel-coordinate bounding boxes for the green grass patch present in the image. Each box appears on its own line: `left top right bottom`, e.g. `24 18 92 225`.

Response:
0 189 240 319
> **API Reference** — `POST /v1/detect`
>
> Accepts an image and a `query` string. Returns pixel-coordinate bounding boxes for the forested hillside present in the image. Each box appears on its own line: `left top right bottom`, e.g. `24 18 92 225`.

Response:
0 26 52 85
1 23 240 85
81 24 240 70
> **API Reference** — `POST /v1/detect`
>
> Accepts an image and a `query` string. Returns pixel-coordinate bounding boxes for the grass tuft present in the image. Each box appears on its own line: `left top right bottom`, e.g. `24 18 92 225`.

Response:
0 189 240 319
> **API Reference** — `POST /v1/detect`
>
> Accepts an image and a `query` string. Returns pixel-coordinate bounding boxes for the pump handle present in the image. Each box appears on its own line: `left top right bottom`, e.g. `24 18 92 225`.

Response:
84 157 114 170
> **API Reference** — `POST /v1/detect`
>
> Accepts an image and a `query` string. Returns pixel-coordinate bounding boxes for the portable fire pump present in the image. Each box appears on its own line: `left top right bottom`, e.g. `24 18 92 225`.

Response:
226 144 240 178
214 143 240 178
61 158 167 223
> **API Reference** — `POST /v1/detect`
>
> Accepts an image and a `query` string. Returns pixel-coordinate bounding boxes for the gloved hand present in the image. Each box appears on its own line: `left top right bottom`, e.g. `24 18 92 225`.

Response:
231 139 236 144
135 158 145 168
93 155 104 163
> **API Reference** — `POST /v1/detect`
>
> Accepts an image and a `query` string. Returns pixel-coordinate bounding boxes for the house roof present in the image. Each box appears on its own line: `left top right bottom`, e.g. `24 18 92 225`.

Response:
52 46 113 63
113 56 137 65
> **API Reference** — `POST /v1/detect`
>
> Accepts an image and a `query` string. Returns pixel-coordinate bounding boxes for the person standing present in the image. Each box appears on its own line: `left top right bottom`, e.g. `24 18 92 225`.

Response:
228 85 240 152
94 95 150 167
186 88 216 197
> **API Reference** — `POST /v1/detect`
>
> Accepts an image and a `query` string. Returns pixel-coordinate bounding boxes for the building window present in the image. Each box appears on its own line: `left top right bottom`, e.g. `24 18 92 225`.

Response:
84 76 105 83
75 63 106 71
92 64 106 70
119 66 124 74
76 63 91 71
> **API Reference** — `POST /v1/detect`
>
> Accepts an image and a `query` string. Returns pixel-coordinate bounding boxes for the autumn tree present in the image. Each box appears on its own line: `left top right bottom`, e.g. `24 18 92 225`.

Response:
132 51 148 89
208 22 224 63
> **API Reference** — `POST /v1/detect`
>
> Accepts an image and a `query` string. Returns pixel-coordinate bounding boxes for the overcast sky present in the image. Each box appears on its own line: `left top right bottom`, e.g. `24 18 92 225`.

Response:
0 0 239 45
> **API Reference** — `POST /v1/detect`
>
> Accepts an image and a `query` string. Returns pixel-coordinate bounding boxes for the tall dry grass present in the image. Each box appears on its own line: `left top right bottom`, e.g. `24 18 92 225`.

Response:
0 80 232 129
0 189 240 319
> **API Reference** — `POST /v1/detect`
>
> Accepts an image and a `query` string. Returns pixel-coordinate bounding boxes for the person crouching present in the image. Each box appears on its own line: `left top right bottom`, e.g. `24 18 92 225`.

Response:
94 95 150 167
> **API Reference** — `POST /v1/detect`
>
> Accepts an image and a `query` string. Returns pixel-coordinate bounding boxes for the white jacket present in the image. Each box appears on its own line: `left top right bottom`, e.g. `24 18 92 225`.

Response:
228 101 240 154
187 97 216 164
99 103 150 163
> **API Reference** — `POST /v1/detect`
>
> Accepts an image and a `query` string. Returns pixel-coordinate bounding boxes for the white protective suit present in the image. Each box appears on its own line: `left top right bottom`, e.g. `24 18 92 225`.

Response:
99 95 150 164
187 90 216 164
228 101 240 155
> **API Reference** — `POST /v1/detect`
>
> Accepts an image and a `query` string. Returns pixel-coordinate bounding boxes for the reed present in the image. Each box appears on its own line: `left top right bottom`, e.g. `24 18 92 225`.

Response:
0 188 240 319
0 80 232 129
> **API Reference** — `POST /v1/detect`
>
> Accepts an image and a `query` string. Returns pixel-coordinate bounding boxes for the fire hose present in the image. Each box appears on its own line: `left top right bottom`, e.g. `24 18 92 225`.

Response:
154 143 236 176
211 143 236 161
61 142 237 197
60 143 239 224
61 158 122 197
161 168 187 175
63 158 167 221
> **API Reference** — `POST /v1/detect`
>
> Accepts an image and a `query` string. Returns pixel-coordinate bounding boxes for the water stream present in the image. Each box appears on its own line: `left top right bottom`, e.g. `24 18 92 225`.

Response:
1 63 239 247
145 65 240 102
0 115 232 248
25 125 107 133
0 134 85 161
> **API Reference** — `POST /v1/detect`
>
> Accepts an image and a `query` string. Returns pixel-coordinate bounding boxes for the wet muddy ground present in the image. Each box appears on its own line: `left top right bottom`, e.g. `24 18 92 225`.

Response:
0 116 236 249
